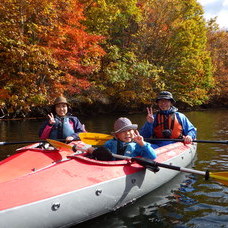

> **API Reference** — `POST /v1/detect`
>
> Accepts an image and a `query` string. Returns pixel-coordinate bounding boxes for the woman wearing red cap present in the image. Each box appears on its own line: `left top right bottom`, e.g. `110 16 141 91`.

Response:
140 91 197 148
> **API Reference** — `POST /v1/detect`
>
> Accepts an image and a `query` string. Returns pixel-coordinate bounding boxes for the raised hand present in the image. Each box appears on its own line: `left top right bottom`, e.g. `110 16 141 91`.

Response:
48 113 56 125
146 106 154 123
133 130 145 147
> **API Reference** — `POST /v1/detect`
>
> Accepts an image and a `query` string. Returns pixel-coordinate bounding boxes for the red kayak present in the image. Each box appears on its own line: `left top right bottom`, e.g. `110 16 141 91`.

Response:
0 141 197 227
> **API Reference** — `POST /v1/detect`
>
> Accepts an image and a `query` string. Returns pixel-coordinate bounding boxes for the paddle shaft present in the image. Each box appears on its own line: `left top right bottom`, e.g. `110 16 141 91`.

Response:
0 140 46 146
114 155 228 184
112 154 207 177
146 138 228 145
0 139 67 146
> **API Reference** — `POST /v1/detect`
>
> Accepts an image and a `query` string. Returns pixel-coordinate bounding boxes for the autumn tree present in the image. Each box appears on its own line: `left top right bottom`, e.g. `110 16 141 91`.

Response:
0 0 105 116
0 0 58 114
206 19 228 105
80 0 163 108
81 0 214 108
0 0 221 117
46 0 105 94
135 0 214 105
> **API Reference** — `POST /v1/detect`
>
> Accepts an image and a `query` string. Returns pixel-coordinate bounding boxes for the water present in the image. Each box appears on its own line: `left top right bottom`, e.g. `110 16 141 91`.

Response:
0 110 227 227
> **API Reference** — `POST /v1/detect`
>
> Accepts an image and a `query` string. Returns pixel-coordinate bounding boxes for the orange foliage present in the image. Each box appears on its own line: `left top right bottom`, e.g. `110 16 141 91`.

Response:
207 29 228 102
0 89 10 99
64 74 91 94
46 0 105 75
0 0 106 115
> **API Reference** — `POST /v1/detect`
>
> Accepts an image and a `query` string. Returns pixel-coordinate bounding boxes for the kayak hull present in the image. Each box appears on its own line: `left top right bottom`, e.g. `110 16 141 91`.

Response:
0 142 197 227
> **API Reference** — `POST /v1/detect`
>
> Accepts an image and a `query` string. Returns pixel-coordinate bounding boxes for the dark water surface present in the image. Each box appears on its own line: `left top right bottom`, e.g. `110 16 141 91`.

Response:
0 110 227 227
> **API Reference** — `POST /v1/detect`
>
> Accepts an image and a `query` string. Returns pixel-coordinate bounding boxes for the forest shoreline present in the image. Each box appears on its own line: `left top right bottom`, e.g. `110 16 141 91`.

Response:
0 102 227 121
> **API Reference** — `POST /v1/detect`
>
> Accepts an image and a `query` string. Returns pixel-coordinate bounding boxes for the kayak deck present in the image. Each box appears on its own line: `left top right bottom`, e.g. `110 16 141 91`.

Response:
0 141 89 183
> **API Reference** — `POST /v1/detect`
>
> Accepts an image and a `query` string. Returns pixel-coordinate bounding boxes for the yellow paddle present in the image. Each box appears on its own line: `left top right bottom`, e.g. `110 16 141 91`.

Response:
46 139 87 153
47 139 74 152
79 132 113 145
209 172 228 185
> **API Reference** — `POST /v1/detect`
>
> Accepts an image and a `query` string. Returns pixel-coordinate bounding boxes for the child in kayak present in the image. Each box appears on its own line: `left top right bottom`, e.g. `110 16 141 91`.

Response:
39 96 85 142
88 117 157 161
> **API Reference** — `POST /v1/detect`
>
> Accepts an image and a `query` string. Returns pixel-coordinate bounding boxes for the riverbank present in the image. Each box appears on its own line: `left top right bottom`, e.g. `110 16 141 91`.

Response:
0 101 227 121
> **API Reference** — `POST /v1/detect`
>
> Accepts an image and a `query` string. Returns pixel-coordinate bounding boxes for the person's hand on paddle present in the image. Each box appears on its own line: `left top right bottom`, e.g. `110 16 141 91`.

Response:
146 107 154 123
133 130 145 147
91 146 113 161
65 136 74 142
183 135 193 144
48 113 56 125
87 147 95 154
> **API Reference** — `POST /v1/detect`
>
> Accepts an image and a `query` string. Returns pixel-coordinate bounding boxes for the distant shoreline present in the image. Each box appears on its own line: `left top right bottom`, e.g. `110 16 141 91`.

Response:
0 104 227 121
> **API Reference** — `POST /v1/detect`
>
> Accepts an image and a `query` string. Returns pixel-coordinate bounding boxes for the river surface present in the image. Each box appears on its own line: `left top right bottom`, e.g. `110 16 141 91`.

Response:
0 109 227 227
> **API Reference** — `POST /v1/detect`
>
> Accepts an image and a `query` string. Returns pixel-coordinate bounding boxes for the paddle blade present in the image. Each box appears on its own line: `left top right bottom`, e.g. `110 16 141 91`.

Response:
79 132 113 145
47 139 73 152
210 172 228 185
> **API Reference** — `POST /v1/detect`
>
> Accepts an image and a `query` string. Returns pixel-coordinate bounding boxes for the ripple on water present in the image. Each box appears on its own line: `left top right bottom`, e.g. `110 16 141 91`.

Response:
185 201 228 213
184 213 228 228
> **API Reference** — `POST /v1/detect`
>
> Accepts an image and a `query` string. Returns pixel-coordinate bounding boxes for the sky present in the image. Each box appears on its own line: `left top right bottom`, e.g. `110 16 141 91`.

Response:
197 0 228 29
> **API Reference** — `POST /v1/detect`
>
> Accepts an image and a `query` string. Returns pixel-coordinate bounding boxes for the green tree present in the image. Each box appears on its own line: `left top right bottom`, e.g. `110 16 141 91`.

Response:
135 0 214 105
81 0 163 108
81 0 141 38
97 46 163 109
